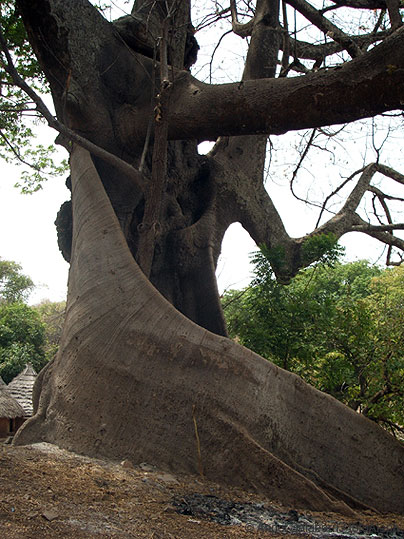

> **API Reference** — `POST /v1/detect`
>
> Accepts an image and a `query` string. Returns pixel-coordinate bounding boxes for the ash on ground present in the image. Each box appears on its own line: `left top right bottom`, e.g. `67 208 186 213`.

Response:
173 493 404 538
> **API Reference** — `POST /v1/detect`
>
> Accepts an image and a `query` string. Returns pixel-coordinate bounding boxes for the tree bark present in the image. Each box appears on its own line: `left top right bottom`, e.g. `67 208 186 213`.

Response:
15 146 404 515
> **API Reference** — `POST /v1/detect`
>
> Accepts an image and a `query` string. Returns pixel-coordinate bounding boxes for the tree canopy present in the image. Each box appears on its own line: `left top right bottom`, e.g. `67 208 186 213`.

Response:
0 300 46 382
0 257 33 303
0 258 61 382
224 255 404 436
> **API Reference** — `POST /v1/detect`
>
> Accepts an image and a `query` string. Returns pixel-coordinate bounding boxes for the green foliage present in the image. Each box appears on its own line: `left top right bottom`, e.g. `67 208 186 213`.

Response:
0 1 68 191
0 258 60 383
255 244 286 277
0 257 33 302
34 299 65 360
0 301 46 382
253 234 344 284
223 258 404 436
301 232 344 267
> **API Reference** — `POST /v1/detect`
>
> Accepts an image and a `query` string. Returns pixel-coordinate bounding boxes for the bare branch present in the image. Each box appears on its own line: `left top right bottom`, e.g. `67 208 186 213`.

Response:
350 214 404 254
385 0 403 30
290 30 390 62
209 30 233 83
368 187 404 203
230 0 255 38
290 129 317 203
340 164 377 213
286 0 362 58
315 167 367 227
375 163 404 185
351 222 404 232
330 0 388 8
194 6 231 32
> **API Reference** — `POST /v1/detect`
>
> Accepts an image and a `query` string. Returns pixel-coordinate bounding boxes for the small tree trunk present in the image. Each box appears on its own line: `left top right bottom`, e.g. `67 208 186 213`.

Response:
15 146 404 516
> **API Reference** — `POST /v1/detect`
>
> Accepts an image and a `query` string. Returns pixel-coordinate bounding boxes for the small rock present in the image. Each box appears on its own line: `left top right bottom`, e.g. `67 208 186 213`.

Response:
156 472 179 485
139 462 155 472
42 509 59 522
120 459 134 469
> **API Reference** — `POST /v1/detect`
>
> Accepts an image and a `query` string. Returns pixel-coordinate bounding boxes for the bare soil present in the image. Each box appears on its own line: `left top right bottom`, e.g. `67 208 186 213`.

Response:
1 441 403 538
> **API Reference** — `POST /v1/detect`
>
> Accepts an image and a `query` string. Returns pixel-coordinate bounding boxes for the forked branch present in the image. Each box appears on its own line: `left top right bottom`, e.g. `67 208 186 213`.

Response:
230 0 255 37
285 0 361 58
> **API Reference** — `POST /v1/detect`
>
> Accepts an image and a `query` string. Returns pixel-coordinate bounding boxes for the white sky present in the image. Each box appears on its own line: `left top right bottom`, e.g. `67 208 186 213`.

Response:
0 159 70 304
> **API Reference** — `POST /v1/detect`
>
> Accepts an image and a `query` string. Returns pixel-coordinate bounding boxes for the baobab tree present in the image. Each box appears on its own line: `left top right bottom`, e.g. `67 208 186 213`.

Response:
3 0 404 514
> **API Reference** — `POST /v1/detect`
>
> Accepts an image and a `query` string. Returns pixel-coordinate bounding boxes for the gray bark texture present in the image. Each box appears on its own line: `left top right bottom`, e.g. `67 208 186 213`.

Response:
15 145 404 514
12 0 404 514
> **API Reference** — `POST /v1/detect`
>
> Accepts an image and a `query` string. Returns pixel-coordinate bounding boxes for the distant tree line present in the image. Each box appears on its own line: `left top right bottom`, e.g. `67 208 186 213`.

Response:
223 252 404 437
0 258 65 383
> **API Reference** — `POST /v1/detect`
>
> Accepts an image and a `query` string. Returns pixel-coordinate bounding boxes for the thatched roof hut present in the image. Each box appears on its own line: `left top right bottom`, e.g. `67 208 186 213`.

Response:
0 387 25 418
7 363 37 417
0 386 25 437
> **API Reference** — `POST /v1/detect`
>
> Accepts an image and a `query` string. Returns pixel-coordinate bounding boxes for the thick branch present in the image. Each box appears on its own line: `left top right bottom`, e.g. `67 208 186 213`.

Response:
375 163 404 184
291 30 390 61
209 0 282 253
350 215 404 252
351 222 404 232
385 0 403 29
330 0 388 7
166 27 404 141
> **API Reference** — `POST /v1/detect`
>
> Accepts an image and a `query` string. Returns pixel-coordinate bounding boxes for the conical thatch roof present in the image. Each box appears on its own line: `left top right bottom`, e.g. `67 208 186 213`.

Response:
0 386 25 419
7 363 37 416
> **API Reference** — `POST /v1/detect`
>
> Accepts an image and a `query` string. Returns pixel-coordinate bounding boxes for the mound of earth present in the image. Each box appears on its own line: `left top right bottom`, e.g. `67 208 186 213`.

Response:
1 442 403 538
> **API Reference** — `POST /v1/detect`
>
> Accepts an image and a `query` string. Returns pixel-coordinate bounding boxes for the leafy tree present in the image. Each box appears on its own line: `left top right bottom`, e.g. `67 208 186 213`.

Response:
362 267 404 432
0 301 46 382
0 259 53 382
0 257 33 303
3 0 404 513
34 299 66 360
224 256 404 435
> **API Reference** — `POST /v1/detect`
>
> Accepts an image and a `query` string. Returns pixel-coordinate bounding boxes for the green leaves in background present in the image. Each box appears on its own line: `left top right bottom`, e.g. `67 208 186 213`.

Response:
223 254 404 437
0 257 65 383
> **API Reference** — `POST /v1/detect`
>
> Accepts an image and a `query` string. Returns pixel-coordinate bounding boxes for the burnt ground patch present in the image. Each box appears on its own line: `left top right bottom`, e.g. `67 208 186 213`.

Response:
173 493 404 538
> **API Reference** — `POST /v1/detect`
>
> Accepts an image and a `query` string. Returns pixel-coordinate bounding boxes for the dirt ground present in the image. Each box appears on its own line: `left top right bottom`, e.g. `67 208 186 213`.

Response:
1 441 403 538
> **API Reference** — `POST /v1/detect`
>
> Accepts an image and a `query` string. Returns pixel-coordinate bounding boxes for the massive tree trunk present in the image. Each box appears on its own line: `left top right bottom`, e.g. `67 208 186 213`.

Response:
16 145 404 515
12 0 404 514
